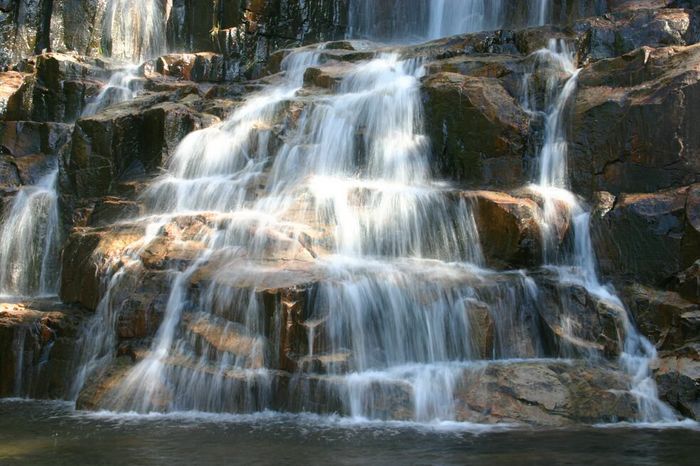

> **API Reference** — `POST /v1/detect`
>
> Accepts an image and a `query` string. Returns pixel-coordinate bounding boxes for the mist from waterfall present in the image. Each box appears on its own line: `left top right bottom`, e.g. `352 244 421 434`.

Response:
0 169 61 298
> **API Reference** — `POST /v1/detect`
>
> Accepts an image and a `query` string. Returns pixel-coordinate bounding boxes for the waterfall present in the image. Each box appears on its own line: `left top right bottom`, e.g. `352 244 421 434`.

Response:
0 169 61 298
427 0 506 39
66 3 680 424
73 47 550 419
82 0 167 116
82 67 143 117
347 0 550 41
524 40 676 422
102 0 167 64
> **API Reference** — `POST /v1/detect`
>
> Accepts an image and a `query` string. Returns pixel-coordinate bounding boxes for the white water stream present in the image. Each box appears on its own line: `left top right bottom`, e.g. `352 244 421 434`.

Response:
63 1 680 424
522 39 676 422
0 169 61 298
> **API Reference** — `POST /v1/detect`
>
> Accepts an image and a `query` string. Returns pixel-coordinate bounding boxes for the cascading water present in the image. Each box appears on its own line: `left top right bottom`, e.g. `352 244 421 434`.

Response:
83 0 167 115
347 0 549 41
68 1 681 425
72 45 553 420
102 0 168 64
0 169 61 298
523 39 675 422
82 67 143 117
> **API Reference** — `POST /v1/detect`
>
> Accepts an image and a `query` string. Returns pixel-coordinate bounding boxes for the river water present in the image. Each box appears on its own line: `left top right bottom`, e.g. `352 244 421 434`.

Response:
1 400 698 465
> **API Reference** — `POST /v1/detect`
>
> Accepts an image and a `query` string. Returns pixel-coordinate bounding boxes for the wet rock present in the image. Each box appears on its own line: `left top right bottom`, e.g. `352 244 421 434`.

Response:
0 154 21 192
87 196 141 227
49 0 106 57
453 361 639 425
75 354 170 411
0 0 42 68
30 52 114 122
155 52 230 82
467 190 542 268
303 62 353 90
60 225 145 310
422 72 530 189
113 269 170 340
675 260 700 303
577 8 695 63
68 93 217 198
621 283 700 351
654 348 700 419
591 186 700 285
139 236 204 271
424 54 520 79
464 298 495 359
0 121 72 157
536 273 626 358
185 313 265 369
572 45 700 196
0 300 87 399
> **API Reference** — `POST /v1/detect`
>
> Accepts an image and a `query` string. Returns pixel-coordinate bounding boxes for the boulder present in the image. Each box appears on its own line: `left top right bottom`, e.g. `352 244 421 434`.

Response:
572 45 700 196
592 185 700 285
0 120 72 157
535 273 627 358
0 300 87 399
68 93 217 198
467 190 542 268
654 347 700 419
577 8 696 63
60 225 145 310
453 361 639 425
620 283 700 350
422 72 530 189
30 52 115 122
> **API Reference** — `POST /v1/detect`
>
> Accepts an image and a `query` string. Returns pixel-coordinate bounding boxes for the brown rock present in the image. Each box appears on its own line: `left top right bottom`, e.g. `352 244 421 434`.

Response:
422 73 530 189
467 190 542 268
592 185 700 285
0 301 87 399
572 45 700 196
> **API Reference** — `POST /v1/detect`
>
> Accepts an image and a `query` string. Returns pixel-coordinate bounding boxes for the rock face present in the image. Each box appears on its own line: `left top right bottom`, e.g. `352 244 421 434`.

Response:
423 72 530 189
592 185 700 286
572 45 700 196
0 301 87 398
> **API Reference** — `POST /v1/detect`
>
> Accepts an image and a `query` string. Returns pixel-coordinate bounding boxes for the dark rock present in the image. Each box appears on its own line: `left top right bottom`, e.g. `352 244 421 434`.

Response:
467 190 542 268
592 186 700 285
621 283 700 350
577 8 695 63
0 300 87 399
572 45 700 196
68 93 217 198
422 72 530 189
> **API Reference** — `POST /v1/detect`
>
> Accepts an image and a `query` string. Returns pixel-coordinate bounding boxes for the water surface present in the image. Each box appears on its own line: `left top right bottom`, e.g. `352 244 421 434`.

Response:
1 400 698 465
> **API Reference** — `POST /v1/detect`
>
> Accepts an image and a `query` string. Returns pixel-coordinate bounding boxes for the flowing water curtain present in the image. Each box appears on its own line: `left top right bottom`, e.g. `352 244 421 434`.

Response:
0 170 61 297
68 2 677 423
521 39 676 422
347 0 550 41
102 0 168 63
